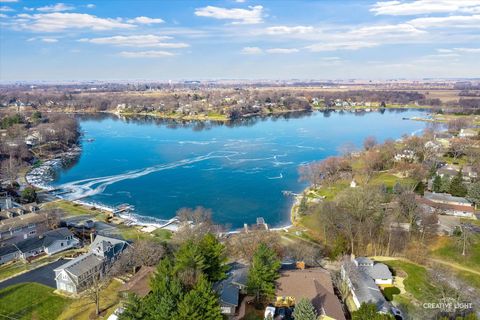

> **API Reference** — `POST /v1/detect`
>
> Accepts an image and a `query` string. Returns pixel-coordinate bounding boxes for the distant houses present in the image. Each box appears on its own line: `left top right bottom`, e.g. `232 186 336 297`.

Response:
418 192 475 218
54 235 129 294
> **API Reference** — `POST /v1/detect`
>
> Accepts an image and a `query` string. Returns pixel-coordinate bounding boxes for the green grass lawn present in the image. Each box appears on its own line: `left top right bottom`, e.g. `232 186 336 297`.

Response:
370 172 416 189
383 260 437 303
431 234 480 273
117 224 172 242
43 200 108 218
312 180 349 201
0 283 70 320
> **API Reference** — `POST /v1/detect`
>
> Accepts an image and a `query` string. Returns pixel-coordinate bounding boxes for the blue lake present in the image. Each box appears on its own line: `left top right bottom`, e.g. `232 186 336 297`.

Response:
52 110 427 228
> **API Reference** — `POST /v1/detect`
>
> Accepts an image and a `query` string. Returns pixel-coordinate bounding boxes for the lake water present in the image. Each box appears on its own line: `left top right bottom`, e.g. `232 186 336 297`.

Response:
52 110 427 228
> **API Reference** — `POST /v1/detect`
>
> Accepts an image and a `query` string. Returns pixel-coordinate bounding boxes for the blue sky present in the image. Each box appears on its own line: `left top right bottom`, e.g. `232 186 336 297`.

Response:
0 0 479 81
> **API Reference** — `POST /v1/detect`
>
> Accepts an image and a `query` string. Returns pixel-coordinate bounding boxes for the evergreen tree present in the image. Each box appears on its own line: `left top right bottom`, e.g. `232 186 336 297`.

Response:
144 257 184 319
119 294 145 320
198 233 228 282
449 170 468 197
440 176 451 193
292 298 317 320
247 243 281 302
177 276 223 320
298 194 308 215
432 174 442 192
175 240 207 287
352 303 394 320
467 181 480 206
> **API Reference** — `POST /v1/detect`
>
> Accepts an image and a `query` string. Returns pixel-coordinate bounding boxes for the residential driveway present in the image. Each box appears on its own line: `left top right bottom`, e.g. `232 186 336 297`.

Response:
0 259 66 290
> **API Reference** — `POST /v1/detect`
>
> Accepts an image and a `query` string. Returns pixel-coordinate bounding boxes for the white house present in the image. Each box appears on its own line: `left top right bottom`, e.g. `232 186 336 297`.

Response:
54 235 129 294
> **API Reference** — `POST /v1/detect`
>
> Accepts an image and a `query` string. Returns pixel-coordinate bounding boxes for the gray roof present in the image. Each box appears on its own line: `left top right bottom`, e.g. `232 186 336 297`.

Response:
14 227 75 253
215 281 240 306
228 262 248 286
424 192 471 205
55 252 104 278
90 235 129 259
0 244 19 256
346 261 389 312
355 257 373 265
360 263 393 280
15 237 44 253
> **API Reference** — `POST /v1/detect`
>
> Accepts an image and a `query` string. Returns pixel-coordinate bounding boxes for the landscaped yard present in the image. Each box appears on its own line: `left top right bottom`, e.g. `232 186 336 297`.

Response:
43 200 109 217
382 260 437 303
0 283 70 320
57 279 122 320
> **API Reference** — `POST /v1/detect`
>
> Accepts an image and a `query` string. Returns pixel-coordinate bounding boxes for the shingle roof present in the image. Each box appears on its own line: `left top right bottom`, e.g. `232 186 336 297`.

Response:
0 213 48 233
0 244 19 256
424 192 471 205
55 252 104 278
345 261 390 313
215 280 240 306
360 263 392 280
275 268 346 320
15 237 44 253
90 235 129 258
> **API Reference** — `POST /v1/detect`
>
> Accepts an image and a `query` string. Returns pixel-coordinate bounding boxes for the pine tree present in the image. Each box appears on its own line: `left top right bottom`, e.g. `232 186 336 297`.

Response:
432 174 442 192
144 257 184 319
293 298 317 320
440 176 451 193
177 276 223 320
467 181 480 207
449 170 468 197
247 243 281 302
119 294 145 320
198 233 228 282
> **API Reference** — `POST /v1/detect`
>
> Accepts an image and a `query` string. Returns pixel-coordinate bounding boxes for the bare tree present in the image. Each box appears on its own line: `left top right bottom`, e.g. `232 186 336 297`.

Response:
363 136 377 151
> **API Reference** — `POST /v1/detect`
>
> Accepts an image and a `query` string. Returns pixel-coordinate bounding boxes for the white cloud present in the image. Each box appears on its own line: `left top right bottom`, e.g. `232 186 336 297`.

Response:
86 4 95 9
351 23 425 36
126 16 164 24
0 13 8 18
195 5 263 24
306 41 379 52
264 25 314 35
371 0 480 16
118 50 175 58
41 37 58 43
13 12 136 32
265 48 299 54
438 47 480 53
235 0 246 3
37 3 75 12
0 0 18 2
408 14 480 28
241 46 263 54
0 5 14 12
79 35 188 48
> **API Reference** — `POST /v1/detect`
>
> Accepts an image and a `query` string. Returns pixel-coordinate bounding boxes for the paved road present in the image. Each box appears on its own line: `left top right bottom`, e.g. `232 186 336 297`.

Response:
0 259 66 290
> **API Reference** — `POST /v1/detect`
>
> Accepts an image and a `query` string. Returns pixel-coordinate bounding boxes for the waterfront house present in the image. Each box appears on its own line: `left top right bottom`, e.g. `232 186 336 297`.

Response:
54 234 129 294
214 262 248 316
275 267 346 320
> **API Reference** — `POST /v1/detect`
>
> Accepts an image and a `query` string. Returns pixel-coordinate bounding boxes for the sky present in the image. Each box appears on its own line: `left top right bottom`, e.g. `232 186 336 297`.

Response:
0 0 480 81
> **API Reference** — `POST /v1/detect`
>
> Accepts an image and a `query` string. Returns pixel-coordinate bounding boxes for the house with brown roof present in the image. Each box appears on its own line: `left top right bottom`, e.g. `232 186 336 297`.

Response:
275 268 346 320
